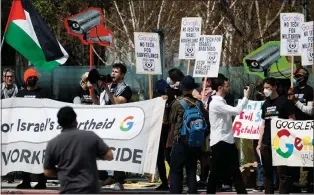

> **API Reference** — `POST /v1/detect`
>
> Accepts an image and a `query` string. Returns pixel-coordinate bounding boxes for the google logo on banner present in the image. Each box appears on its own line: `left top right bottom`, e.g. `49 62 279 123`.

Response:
182 19 199 26
273 129 314 158
120 116 135 131
301 24 314 31
138 35 157 42
281 14 303 22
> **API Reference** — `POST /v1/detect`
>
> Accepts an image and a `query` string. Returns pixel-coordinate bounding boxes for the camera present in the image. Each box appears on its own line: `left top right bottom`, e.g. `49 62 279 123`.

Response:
245 45 280 73
67 9 101 35
87 69 112 84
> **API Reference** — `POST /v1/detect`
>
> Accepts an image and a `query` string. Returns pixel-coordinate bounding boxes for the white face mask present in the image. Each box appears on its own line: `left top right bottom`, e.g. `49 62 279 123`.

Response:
166 77 173 85
264 89 272 97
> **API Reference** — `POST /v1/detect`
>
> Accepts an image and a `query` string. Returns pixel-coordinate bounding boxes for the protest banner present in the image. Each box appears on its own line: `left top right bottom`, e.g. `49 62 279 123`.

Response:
193 35 223 78
271 118 314 167
178 17 202 75
300 21 314 66
1 97 165 175
232 100 263 140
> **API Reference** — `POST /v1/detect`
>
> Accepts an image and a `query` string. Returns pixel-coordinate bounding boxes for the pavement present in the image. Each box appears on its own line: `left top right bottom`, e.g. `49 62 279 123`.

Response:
1 180 263 194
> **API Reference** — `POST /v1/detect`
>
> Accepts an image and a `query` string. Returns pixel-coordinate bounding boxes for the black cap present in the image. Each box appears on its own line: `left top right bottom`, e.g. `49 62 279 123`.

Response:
179 76 199 90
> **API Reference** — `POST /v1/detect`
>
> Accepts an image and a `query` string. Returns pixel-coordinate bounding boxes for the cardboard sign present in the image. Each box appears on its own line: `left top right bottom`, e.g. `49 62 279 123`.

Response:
178 17 202 59
134 32 161 74
271 118 314 167
300 21 314 66
280 13 304 56
193 35 223 77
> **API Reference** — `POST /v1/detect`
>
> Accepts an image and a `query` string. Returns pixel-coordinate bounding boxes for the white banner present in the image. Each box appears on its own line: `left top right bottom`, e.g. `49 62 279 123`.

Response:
232 101 263 140
280 13 304 56
178 17 202 59
1 97 165 175
134 32 161 74
300 21 314 66
271 118 314 167
193 35 223 78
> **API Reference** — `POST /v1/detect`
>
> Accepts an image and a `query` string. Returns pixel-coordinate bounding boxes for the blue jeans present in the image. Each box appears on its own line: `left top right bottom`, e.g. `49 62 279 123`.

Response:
257 161 277 187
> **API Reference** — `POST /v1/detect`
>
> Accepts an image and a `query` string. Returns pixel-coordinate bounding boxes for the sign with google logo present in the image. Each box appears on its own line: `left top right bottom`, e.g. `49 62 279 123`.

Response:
271 118 314 167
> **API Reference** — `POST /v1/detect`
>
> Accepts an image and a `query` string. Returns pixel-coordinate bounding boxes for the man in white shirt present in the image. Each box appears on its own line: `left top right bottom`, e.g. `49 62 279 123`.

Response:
206 76 250 194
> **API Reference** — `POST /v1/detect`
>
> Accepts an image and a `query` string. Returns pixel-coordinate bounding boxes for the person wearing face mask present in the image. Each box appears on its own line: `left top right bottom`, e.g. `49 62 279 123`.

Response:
206 76 249 194
287 67 313 193
256 77 296 194
73 72 93 105
1 68 19 99
16 68 50 99
15 68 51 189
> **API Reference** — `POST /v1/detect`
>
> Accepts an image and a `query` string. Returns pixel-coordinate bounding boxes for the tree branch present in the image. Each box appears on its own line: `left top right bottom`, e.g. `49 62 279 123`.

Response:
157 0 166 29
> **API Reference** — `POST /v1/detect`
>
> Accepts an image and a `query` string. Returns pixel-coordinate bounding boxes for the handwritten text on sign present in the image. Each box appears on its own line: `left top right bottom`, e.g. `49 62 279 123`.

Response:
178 17 202 59
134 32 161 74
193 35 223 78
272 118 314 167
300 21 314 66
280 13 304 56
232 101 263 140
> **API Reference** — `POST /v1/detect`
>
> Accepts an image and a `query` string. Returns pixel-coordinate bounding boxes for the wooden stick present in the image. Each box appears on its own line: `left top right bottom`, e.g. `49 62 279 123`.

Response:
290 56 294 88
201 77 208 101
148 74 153 99
187 60 191 75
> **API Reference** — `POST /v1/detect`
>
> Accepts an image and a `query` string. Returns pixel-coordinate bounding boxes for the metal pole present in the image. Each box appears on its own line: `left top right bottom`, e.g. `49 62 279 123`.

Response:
159 30 165 79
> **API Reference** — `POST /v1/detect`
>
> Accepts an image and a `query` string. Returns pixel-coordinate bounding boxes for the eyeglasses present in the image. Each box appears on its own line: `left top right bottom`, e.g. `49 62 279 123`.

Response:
4 75 13 78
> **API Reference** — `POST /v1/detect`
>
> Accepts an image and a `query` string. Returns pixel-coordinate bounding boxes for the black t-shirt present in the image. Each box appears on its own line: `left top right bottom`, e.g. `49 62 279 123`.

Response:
75 87 93 105
44 128 109 194
261 95 295 145
107 84 132 105
294 85 313 120
16 87 51 99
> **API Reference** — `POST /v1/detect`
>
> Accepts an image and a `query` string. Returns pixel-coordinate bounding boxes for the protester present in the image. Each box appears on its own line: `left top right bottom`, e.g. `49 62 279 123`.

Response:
15 68 51 189
43 106 113 194
89 63 132 190
192 78 211 188
1 68 19 99
288 67 313 193
154 79 171 190
169 75 208 194
256 77 295 194
252 83 277 192
165 68 184 177
73 72 93 104
206 76 249 194
1 68 19 183
16 68 51 99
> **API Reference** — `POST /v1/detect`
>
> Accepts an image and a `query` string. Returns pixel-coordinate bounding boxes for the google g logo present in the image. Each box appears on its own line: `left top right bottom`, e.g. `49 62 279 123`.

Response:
273 129 294 158
120 116 134 131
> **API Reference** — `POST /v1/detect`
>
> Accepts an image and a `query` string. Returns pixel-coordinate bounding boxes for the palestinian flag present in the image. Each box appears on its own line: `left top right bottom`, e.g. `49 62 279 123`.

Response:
4 0 68 70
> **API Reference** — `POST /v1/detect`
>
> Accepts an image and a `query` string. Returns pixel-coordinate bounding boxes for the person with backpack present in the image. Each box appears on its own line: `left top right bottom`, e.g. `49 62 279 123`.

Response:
169 76 209 194
206 76 249 194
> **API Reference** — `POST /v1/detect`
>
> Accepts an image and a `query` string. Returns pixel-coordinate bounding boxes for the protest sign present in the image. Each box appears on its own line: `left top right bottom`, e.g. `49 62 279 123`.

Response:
134 32 161 74
271 118 314 167
178 17 202 60
232 100 263 140
1 97 165 175
300 21 314 66
280 13 304 56
193 35 223 77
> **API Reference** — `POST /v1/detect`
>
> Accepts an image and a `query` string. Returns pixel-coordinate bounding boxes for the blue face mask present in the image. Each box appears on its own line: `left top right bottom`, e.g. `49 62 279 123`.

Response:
293 76 304 87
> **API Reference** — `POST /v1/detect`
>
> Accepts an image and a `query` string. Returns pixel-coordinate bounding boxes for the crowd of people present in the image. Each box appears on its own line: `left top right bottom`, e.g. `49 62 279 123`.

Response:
1 64 313 194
